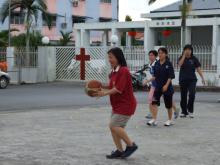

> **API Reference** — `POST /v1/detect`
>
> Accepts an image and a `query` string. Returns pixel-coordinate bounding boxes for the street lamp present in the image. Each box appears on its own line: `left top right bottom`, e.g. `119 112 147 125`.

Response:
110 35 119 47
42 36 50 45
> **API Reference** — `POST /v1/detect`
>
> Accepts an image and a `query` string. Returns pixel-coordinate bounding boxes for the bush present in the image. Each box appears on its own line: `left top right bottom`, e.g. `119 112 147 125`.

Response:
11 31 43 48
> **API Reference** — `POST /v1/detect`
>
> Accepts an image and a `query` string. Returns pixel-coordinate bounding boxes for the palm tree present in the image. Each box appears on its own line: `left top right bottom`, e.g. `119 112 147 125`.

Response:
0 0 52 64
0 29 18 47
59 31 73 46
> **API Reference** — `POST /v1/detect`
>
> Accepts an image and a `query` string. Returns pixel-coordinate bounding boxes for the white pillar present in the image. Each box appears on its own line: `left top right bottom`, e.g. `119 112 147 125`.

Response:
111 28 120 46
126 32 132 47
181 26 192 47
74 29 81 47
80 29 84 47
217 46 220 86
118 32 121 46
144 24 155 52
212 25 219 65
7 47 18 84
37 47 56 82
6 47 15 72
80 29 90 47
185 26 191 45
84 30 90 47
102 31 108 46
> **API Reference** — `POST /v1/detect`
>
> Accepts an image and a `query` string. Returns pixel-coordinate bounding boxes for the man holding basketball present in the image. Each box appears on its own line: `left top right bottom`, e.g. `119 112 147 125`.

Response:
93 47 138 159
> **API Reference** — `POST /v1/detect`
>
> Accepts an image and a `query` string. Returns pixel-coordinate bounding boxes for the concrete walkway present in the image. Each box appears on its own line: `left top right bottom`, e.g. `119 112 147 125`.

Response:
0 103 220 165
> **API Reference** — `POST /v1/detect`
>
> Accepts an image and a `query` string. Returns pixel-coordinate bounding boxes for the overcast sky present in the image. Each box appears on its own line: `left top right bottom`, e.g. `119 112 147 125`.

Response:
119 0 180 21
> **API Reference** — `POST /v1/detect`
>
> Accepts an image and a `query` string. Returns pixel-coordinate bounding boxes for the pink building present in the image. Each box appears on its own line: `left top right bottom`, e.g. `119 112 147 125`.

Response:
4 0 118 44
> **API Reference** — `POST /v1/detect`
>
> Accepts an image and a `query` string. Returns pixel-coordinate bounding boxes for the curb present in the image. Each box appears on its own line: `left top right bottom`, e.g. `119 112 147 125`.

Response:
174 86 220 92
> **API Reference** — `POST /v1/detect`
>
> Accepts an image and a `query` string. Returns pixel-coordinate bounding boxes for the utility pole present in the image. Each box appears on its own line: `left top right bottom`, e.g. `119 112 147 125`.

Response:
8 0 11 47
117 0 119 21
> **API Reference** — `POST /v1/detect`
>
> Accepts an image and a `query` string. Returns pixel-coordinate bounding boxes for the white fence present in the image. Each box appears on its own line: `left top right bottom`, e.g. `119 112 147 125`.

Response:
122 46 146 71
14 47 38 68
56 45 217 86
4 45 219 86
168 45 217 72
55 45 219 86
56 47 109 82
5 47 39 84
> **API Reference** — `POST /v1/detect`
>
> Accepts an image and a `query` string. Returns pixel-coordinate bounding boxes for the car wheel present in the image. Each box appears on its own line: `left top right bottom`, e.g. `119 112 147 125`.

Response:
0 76 9 89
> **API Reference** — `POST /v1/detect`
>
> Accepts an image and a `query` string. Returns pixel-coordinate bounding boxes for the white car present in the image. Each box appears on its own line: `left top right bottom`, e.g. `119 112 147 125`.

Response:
0 70 10 89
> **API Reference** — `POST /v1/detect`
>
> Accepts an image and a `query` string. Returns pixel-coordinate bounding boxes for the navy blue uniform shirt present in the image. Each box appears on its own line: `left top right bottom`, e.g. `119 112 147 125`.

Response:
178 56 201 82
153 59 175 93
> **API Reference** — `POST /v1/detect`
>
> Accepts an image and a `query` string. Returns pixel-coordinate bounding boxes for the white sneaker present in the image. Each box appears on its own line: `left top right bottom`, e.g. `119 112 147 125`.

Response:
164 120 174 127
147 119 158 126
188 113 194 118
180 113 188 118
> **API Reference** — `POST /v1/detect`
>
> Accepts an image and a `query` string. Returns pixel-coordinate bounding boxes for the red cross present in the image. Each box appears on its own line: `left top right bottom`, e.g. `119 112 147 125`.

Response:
75 48 90 80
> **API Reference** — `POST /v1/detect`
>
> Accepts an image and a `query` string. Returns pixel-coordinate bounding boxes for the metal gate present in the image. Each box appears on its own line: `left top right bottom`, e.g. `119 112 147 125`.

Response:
55 47 109 82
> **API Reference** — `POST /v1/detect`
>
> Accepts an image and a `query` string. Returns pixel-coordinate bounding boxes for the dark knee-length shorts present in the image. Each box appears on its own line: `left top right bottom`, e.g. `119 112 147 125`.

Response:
152 89 173 109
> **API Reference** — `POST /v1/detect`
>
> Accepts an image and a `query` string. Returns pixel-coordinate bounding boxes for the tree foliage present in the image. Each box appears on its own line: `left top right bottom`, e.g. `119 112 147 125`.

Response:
59 31 73 46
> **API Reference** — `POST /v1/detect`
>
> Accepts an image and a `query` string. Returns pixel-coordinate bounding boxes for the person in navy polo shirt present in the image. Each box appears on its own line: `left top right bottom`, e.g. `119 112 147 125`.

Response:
94 47 138 159
178 44 205 118
147 47 175 127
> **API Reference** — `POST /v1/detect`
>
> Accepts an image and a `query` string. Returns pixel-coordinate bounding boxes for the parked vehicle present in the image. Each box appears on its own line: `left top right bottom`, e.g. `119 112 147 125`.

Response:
0 70 10 89
131 64 149 91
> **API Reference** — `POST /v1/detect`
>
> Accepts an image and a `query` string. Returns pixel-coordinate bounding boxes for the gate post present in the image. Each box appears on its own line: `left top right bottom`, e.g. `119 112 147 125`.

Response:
37 47 56 82
6 47 19 84
217 46 220 86
6 47 15 71
104 47 110 83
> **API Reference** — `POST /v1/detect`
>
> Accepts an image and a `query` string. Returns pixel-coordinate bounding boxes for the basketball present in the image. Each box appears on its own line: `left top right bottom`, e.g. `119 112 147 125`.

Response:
85 80 102 97
87 80 102 89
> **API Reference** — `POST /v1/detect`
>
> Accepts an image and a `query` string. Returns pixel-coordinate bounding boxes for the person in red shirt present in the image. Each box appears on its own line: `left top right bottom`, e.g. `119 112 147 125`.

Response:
94 47 138 159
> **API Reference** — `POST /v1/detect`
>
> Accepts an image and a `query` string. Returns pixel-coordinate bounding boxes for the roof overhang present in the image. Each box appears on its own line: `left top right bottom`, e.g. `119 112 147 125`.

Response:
141 9 220 19
74 21 148 30
148 17 220 27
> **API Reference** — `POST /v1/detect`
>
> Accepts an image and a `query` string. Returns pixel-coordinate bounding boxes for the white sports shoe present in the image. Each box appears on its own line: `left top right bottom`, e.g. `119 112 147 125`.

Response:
147 119 158 126
164 120 174 127
188 113 194 118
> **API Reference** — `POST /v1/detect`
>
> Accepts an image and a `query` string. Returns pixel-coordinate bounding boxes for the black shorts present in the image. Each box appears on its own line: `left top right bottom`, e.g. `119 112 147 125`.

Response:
152 89 173 109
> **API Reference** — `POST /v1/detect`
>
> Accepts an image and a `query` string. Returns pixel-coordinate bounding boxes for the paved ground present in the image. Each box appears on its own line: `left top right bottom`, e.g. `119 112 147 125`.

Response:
0 82 220 165
0 103 220 165
0 82 219 111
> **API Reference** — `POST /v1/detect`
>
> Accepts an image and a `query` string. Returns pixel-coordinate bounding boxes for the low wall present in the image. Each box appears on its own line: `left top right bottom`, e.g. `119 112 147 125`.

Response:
146 71 218 86
21 68 38 83
7 47 56 84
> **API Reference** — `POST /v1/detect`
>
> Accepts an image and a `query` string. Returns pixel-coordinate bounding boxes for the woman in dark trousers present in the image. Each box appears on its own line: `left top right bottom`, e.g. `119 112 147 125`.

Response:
178 45 205 118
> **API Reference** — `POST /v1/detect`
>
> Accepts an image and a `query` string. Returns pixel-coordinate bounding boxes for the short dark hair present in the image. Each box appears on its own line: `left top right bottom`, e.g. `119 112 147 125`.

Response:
148 50 158 57
158 47 169 60
183 44 194 56
108 47 127 67
158 47 168 55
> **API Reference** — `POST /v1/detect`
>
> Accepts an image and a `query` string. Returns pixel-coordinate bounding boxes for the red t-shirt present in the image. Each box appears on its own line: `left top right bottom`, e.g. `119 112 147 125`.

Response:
109 66 137 116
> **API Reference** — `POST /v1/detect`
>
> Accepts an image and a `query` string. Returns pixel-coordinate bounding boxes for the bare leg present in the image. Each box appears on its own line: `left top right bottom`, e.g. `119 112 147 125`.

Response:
149 104 153 114
111 127 133 146
167 108 173 120
172 102 176 112
151 105 158 120
110 127 123 151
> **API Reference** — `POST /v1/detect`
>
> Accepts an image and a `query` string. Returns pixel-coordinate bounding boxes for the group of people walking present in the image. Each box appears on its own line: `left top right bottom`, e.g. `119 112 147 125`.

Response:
93 44 205 159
